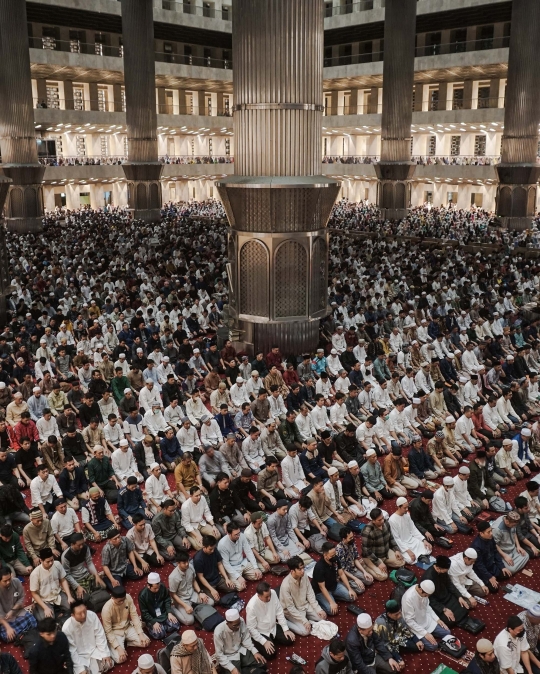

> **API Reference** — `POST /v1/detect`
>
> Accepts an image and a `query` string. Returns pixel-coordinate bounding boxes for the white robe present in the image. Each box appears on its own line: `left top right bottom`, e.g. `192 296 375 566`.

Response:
63 611 112 674
401 585 439 639
388 512 428 563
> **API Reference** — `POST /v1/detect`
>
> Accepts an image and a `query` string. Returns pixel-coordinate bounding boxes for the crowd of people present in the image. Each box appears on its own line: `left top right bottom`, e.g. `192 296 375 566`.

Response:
1 200 540 674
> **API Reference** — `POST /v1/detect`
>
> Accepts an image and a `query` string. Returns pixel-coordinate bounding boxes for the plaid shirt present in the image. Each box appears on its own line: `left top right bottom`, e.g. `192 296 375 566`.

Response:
361 521 399 563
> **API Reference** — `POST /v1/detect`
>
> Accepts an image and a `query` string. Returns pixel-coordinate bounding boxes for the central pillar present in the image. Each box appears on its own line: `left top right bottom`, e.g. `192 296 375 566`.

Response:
375 0 417 220
495 0 540 230
121 0 162 222
0 0 45 233
216 0 340 355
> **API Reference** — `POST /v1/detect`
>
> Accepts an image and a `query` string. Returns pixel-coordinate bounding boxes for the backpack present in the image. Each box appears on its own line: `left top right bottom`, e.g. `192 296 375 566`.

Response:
459 616 486 634
270 565 289 577
308 533 327 554
193 603 225 631
389 568 417 587
389 584 409 606
17 628 40 659
219 592 240 608
327 522 344 542
488 496 507 513
440 634 467 658
86 588 111 613
156 634 181 674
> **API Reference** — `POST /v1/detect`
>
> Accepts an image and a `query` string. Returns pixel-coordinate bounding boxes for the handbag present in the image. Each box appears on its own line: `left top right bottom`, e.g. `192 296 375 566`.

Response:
270 565 289 577
459 616 486 634
440 635 467 658
435 536 453 549
193 604 225 632
389 568 417 587
219 592 240 608
86 588 111 613
488 496 507 513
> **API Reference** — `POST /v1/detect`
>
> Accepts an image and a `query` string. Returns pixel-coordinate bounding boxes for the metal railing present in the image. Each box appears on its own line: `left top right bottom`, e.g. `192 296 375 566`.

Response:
161 1 232 20
34 155 234 166
324 104 382 115
324 0 375 17
416 36 510 57
34 97 123 112
412 155 503 166
157 105 232 116
323 155 379 164
155 51 231 69
324 51 384 67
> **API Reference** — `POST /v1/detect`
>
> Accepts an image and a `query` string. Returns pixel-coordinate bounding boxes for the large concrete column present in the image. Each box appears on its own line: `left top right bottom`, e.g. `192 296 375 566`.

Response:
120 0 162 222
495 0 540 230
375 0 417 220
216 0 340 355
0 0 45 233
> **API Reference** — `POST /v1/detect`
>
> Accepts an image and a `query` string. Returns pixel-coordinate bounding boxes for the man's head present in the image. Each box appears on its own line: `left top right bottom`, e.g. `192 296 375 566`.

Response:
226 522 241 542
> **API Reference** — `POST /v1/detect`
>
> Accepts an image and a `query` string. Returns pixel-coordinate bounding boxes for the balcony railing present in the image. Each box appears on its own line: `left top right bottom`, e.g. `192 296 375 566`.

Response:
34 155 234 166
323 155 379 164
324 104 382 115
161 1 232 20
33 97 233 117
416 36 510 57
157 105 232 116
412 155 501 165
155 52 231 69
324 0 375 17
324 51 383 67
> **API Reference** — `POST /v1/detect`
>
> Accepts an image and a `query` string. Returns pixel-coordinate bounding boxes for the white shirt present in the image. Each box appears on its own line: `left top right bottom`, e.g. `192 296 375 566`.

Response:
401 585 440 639
389 512 427 559
63 611 111 673
139 386 161 412
455 415 475 447
51 507 79 539
432 485 461 525
200 419 223 446
177 425 201 452
143 410 169 436
30 474 62 507
246 589 288 642
452 475 473 510
280 454 306 488
449 552 485 598
111 447 138 481
330 402 347 426
230 383 250 408
483 403 505 431
494 628 530 674
181 497 214 532
145 473 170 504
36 416 60 443
295 413 316 441
310 405 331 432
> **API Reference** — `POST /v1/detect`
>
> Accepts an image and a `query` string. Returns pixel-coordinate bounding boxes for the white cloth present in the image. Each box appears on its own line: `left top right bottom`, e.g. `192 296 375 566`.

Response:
452 475 474 510
30 474 62 507
388 512 428 563
401 585 440 639
432 486 460 525
111 448 138 482
246 589 288 642
63 611 112 674
449 552 485 598
180 497 214 533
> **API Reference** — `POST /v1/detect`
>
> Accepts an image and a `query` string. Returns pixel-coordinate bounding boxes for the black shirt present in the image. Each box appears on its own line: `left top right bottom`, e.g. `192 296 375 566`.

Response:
28 632 73 674
312 557 340 593
0 454 16 483
193 547 223 587
15 446 39 472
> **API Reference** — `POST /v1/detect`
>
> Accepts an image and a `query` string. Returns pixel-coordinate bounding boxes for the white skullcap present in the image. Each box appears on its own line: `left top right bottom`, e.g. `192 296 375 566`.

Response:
459 466 470 475
443 476 454 485
124 388 131 394
366 449 376 457
507 355 514 360
0 383 6 389
445 416 455 424
236 377 243 383
396 497 408 507
162 356 170 362
328 466 339 476
119 439 129 447
465 548 478 560
119 353 126 358
420 580 435 595
331 349 337 355
357 613 373 629
182 630 197 644
522 428 532 437
412 398 421 404
149 462 160 470
348 460 358 469
148 572 160 584
420 361 429 368
32 386 41 393
225 609 240 621
138 654 156 669
145 378 154 384
459 377 467 383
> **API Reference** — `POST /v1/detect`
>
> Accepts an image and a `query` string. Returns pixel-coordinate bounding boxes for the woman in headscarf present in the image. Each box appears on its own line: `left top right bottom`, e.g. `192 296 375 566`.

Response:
170 629 216 674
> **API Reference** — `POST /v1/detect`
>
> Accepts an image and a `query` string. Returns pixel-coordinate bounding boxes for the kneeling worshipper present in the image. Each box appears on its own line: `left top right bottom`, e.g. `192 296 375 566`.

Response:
422 555 469 628
170 629 216 674
214 608 266 673
401 580 451 652
389 497 432 564
471 521 512 592
0 566 37 642
518 604 540 659
464 638 501 674
449 548 489 606
374 599 423 661
492 511 530 574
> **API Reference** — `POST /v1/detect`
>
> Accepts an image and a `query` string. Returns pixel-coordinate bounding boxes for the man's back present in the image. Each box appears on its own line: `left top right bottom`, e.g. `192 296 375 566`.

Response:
28 632 73 674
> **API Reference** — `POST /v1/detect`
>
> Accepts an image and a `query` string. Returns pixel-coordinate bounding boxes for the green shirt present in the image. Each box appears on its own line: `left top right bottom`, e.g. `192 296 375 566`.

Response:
111 375 130 404
87 456 114 487
138 583 171 624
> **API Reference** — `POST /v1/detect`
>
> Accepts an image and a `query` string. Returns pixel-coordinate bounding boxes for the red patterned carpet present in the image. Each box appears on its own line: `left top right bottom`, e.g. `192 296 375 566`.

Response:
6 459 540 674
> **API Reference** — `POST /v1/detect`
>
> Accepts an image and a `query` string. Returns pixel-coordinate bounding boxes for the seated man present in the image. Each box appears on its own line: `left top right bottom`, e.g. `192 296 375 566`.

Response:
422 555 469 628
30 547 74 622
315 639 353 674
244 511 280 573
168 550 215 626
267 501 313 565
111 439 143 487
453 466 482 523
30 465 63 518
62 599 114 673
197 445 229 491
289 495 328 548
193 534 237 601
87 445 121 504
308 478 343 529
51 498 81 552
151 499 190 561
174 452 204 504
180 486 220 550
409 490 444 543
117 476 152 530
28 617 73 674
80 487 119 542
281 445 310 500
58 455 89 511
209 473 250 537
345 612 398 674
218 523 262 591
231 470 266 515
374 599 423 662
336 527 374 593
361 449 393 502
169 629 216 674
101 531 147 591
257 456 287 511
494 615 535 674
61 532 105 598
389 497 432 565
279 555 326 636
324 467 364 529
361 508 405 582
0 566 37 643
471 521 512 593
0 524 32 577
214 608 266 673
311 541 357 616
145 463 175 515
101 586 150 664
401 579 451 652
125 513 164 568
23 510 58 568
160 427 183 472
138 572 179 640
246 581 295 660
492 511 530 574
449 548 489 607
432 477 471 535
514 495 540 558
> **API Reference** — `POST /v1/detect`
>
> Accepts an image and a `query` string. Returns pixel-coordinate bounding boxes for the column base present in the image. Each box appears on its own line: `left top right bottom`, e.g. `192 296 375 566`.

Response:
496 215 533 231
128 208 162 224
380 208 408 221
5 216 43 233
240 319 321 356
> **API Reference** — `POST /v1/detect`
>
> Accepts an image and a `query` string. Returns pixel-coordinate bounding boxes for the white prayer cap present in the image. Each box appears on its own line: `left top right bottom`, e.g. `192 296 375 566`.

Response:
412 398 420 404
507 355 514 361
138 655 156 669
119 439 129 447
420 361 429 368
459 377 467 383
181 630 197 644
32 386 41 393
149 462 160 470
357 613 372 629
420 580 435 595
148 572 160 584
443 476 454 486
522 428 532 437
162 356 170 362
236 377 243 383
331 349 337 355
459 466 470 475
348 460 358 469
445 416 455 424
396 497 408 507
124 388 131 394
365 449 376 457
119 353 126 358
328 467 338 476
464 548 478 560
225 609 240 621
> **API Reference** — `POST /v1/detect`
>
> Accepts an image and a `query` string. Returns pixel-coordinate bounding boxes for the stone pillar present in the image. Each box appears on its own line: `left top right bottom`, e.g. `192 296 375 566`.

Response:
367 87 379 114
178 89 188 115
488 78 500 108
197 91 206 116
88 83 99 111
157 87 166 115
36 79 47 108
375 0 416 219
64 81 74 111
0 174 10 324
121 0 162 222
0 0 45 233
216 92 224 116
438 83 449 112
463 80 474 109
216 0 339 355
348 89 358 115
113 84 123 113
496 0 540 230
